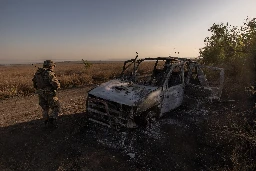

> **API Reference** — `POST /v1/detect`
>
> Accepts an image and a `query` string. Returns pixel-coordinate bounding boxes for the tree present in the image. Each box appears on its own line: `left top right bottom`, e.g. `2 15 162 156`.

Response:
200 17 256 82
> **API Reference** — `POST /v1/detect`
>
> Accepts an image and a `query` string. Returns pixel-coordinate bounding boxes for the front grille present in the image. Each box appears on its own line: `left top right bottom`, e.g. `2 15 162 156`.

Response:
87 95 132 127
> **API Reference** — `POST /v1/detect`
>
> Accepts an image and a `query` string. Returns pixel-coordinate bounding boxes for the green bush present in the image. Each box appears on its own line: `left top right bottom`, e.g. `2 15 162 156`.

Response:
200 17 256 84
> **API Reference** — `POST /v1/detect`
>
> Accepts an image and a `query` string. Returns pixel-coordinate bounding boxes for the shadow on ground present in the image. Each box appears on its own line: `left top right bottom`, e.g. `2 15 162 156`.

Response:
0 113 134 171
0 104 233 171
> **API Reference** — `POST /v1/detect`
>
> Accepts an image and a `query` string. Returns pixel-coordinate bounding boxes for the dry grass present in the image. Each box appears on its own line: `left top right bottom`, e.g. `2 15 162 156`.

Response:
0 61 123 99
0 60 165 100
0 60 248 100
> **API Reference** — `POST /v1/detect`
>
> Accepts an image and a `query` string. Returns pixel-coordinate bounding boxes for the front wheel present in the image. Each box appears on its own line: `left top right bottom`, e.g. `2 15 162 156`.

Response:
135 110 159 128
145 110 158 128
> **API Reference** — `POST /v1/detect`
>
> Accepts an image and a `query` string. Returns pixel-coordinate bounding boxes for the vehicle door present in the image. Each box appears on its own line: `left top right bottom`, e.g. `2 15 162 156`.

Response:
184 62 224 101
160 63 184 116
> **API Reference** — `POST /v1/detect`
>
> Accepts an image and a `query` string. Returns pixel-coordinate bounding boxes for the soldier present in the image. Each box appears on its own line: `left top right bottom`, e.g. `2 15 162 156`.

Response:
32 60 61 127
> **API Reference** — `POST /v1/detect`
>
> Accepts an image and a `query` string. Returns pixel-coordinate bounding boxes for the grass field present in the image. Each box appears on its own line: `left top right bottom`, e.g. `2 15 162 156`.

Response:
0 61 124 99
0 60 251 101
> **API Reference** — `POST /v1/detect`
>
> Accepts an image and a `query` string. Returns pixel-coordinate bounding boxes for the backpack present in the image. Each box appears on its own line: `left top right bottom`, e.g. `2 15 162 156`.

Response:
32 68 48 89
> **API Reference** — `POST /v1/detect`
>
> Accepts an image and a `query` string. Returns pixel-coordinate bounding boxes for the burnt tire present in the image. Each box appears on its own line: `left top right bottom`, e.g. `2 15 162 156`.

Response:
135 110 158 128
145 110 158 128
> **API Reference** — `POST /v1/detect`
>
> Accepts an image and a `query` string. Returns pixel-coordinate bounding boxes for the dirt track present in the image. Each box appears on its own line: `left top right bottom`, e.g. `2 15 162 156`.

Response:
0 86 250 171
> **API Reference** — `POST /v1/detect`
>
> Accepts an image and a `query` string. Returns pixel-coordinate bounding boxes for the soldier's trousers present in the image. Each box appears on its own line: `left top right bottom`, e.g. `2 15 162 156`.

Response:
38 91 60 120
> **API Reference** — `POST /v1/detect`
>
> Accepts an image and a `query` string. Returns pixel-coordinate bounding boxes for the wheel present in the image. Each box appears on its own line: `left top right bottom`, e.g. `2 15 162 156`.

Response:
145 110 159 128
134 109 159 128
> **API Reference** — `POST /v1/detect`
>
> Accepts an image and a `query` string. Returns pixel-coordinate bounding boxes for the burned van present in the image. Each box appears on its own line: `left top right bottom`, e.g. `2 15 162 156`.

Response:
86 57 224 128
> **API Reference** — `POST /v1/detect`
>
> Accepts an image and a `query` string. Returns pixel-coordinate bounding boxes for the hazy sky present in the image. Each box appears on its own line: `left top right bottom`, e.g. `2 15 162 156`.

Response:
0 0 255 64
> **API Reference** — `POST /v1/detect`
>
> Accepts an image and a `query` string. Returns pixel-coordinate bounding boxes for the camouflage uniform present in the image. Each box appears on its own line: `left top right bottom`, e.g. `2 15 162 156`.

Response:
32 60 60 125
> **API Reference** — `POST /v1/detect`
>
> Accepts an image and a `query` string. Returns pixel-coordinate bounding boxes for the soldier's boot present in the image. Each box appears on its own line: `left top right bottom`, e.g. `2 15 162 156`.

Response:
42 109 49 125
49 107 59 128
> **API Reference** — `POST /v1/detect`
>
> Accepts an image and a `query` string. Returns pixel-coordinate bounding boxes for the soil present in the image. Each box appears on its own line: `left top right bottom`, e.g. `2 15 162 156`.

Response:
0 86 253 171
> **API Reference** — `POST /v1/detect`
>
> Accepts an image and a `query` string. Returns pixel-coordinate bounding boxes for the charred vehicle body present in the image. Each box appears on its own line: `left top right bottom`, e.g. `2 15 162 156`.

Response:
86 57 224 128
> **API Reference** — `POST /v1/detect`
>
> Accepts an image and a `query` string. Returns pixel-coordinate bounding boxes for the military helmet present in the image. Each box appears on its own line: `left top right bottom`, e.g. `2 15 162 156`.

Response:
43 60 56 68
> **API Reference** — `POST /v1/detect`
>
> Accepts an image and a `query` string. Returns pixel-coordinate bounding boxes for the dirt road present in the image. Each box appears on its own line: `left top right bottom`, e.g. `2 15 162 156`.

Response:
0 86 250 171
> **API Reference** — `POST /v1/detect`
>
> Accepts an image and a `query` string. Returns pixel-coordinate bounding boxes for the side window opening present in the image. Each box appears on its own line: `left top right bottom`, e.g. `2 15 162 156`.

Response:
187 64 209 87
168 66 182 87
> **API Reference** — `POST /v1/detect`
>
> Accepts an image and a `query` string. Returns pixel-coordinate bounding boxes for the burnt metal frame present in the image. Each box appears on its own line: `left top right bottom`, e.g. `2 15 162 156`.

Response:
86 56 224 128
120 57 195 82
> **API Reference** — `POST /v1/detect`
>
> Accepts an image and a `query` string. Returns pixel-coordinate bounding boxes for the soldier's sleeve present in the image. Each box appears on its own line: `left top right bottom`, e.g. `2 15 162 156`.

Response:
48 71 60 90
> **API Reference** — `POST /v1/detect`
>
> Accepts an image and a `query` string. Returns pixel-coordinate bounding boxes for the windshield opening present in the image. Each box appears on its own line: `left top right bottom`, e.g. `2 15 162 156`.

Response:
120 59 172 86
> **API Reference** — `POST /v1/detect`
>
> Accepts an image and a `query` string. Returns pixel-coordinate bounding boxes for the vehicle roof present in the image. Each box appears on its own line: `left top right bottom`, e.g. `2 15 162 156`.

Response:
124 56 198 63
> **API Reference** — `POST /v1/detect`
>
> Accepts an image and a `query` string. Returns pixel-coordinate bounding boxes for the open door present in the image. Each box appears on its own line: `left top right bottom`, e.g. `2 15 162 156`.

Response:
160 63 185 116
184 63 224 101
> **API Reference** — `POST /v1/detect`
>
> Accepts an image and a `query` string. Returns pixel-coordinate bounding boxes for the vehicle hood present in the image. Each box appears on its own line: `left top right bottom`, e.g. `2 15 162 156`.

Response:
88 79 159 106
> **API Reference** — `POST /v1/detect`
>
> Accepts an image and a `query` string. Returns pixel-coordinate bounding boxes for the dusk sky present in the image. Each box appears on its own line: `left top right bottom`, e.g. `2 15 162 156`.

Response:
0 0 255 64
